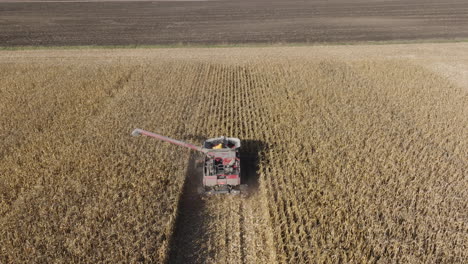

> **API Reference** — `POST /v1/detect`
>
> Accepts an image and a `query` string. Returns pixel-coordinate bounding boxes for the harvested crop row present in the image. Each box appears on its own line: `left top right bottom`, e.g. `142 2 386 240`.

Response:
167 64 277 264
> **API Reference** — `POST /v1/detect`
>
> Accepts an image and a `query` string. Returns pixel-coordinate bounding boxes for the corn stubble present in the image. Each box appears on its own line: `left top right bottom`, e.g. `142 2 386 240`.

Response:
0 54 466 263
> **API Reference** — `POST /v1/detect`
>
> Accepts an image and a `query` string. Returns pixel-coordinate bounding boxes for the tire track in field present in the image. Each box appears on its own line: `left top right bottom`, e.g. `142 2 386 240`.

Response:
166 63 277 264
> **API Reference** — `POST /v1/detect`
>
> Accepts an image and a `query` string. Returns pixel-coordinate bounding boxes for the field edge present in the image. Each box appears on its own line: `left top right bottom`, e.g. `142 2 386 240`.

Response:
1 38 468 51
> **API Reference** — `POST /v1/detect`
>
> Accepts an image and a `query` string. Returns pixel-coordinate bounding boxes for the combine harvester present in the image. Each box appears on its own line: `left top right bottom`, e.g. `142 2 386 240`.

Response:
132 128 246 194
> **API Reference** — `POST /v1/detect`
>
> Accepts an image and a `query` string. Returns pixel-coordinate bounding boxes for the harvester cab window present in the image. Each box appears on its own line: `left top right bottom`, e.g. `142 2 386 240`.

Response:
214 158 224 174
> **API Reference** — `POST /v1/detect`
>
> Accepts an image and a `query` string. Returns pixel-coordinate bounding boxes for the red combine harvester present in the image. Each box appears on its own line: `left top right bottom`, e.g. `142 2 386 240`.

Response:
131 128 246 194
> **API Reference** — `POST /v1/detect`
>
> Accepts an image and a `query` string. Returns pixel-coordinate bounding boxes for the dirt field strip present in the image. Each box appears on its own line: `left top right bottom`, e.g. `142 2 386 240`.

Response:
2 0 468 46
0 44 467 263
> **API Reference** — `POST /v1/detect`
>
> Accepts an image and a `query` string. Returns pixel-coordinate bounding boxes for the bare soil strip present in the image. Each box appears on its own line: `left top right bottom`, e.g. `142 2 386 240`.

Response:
1 0 468 46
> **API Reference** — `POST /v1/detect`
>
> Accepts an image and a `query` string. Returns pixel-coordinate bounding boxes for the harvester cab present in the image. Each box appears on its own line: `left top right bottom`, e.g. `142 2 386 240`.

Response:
202 136 242 194
131 129 245 194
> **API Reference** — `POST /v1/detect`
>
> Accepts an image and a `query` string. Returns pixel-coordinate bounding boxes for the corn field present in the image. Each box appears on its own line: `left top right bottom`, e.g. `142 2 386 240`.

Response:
0 47 467 263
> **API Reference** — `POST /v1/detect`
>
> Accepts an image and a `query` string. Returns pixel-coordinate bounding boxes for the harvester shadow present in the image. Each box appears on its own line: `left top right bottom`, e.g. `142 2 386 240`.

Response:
166 140 267 263
240 139 269 194
166 153 208 264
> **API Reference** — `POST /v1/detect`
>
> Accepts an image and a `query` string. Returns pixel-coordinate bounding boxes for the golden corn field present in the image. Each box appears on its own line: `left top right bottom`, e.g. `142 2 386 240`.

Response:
0 45 467 263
